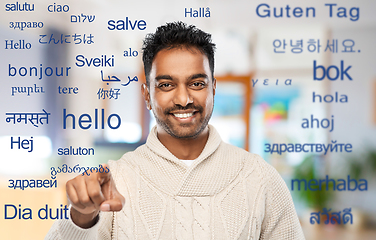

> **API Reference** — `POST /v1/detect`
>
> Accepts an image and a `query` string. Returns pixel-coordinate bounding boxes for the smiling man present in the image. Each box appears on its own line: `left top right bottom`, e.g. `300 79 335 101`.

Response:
46 22 305 240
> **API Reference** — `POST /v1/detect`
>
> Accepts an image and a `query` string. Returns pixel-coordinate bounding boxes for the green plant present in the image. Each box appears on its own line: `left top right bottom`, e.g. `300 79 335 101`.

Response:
348 150 376 179
293 155 334 209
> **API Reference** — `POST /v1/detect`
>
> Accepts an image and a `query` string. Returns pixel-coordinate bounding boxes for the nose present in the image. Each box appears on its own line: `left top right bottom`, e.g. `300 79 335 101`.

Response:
173 85 193 107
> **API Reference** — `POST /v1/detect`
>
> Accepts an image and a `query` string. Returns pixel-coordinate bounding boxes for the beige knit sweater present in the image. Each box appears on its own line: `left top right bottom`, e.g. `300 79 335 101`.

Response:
45 125 305 240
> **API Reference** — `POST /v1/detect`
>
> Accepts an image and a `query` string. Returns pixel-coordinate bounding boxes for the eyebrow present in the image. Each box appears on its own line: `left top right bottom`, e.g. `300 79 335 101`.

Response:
188 73 208 81
155 75 173 81
155 73 209 82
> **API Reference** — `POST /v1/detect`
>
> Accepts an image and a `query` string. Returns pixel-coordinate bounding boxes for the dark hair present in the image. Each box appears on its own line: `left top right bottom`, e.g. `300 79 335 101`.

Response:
142 21 216 86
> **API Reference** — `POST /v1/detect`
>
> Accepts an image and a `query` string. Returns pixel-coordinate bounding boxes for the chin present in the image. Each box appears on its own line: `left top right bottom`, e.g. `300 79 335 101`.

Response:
168 128 201 139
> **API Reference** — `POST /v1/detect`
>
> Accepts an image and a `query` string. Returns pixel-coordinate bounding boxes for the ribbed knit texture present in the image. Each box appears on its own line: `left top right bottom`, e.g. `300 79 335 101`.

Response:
45 125 305 240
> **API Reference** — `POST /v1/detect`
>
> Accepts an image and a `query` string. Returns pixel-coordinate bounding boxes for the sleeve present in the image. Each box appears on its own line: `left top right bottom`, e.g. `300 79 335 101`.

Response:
259 167 306 240
44 208 113 240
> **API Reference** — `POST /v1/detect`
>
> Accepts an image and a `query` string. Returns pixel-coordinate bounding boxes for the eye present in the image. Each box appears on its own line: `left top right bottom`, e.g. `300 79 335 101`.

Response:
159 83 171 88
157 82 174 90
190 81 206 89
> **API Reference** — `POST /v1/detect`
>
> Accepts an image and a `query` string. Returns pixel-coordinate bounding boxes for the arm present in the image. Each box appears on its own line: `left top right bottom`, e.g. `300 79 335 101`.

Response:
44 164 125 240
260 168 305 240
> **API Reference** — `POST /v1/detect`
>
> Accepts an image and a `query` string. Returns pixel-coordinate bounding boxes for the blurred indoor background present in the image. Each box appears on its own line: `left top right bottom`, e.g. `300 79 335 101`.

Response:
0 0 375 239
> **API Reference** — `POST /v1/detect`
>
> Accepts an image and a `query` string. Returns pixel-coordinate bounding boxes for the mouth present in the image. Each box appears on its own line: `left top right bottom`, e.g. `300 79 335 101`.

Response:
173 112 194 119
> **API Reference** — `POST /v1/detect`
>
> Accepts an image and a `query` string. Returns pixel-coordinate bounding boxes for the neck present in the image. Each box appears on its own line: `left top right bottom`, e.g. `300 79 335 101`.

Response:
156 127 209 160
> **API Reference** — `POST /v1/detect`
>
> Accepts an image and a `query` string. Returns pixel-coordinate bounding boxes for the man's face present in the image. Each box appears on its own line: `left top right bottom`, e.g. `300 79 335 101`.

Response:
142 47 216 139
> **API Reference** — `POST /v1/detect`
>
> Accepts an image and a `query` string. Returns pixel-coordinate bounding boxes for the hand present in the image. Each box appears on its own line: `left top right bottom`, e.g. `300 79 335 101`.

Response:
66 164 125 228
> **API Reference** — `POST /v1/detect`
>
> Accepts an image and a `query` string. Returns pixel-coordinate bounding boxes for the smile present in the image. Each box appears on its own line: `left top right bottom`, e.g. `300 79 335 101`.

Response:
173 112 194 119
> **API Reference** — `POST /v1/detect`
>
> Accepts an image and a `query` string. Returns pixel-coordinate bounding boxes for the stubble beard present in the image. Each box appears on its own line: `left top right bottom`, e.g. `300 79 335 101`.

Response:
152 103 213 139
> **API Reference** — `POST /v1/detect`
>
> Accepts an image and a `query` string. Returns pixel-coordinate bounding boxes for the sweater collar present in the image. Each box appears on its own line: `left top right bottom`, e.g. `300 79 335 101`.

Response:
146 124 222 165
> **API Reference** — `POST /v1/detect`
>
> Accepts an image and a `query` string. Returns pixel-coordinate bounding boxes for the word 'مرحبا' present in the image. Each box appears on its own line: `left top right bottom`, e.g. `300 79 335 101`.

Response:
4 204 69 220
101 70 138 86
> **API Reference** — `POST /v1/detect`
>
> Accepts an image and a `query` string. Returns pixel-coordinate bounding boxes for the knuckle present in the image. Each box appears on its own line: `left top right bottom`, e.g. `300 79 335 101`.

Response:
80 196 91 205
90 189 101 198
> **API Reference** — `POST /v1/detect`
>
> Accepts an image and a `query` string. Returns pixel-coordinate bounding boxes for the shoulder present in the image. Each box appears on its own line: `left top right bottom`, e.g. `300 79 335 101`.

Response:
106 144 149 179
220 142 284 187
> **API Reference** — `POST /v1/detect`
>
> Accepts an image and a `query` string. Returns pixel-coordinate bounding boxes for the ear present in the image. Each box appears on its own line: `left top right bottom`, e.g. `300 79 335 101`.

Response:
141 83 152 110
212 78 217 96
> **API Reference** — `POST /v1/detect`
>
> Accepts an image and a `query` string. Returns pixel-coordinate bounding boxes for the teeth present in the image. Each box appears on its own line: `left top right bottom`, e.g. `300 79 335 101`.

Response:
173 112 193 118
